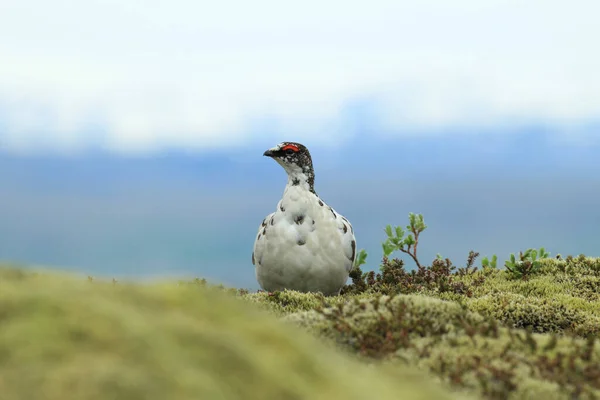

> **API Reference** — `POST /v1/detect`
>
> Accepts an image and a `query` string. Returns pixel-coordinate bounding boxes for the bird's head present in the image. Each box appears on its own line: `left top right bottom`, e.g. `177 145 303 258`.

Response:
263 142 315 192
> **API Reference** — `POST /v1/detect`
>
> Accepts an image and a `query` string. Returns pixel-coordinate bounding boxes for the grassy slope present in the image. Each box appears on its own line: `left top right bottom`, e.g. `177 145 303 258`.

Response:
242 256 600 399
0 266 469 400
1 255 599 399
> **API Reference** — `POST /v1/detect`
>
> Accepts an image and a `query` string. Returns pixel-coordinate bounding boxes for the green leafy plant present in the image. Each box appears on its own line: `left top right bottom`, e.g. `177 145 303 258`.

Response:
382 212 427 268
481 255 497 269
354 249 368 269
504 247 550 279
342 214 485 296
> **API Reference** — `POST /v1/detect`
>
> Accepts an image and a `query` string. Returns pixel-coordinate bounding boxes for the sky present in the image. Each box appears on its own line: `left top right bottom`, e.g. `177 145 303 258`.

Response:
0 0 599 288
1 0 600 152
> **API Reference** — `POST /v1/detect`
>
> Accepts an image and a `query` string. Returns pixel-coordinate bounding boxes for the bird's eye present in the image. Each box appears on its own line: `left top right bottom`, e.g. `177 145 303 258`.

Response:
285 149 294 155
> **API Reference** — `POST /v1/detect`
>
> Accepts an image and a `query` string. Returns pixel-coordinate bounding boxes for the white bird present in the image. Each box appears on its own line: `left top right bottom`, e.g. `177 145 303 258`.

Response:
252 142 356 296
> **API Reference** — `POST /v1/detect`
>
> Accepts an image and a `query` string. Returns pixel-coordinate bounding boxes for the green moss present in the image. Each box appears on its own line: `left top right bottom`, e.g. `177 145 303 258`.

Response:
449 259 600 337
0 265 470 400
371 257 600 338
285 293 600 399
465 293 599 335
284 294 492 358
240 289 376 316
539 255 600 276
244 253 600 399
4 254 600 399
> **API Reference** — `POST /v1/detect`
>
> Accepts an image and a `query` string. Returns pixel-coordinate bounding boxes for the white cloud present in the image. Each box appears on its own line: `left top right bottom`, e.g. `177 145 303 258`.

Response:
0 0 598 153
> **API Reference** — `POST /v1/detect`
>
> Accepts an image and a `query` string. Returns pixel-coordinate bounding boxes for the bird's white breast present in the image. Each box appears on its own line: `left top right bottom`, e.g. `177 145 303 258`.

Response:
252 185 356 295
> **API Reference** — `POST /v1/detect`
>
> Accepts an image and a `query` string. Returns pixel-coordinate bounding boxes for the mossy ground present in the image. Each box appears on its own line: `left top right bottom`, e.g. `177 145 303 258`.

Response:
0 265 469 400
1 255 599 399
242 255 600 399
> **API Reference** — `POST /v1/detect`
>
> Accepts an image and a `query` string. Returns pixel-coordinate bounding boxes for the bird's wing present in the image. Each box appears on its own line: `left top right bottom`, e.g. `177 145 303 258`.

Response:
336 213 357 271
252 212 275 266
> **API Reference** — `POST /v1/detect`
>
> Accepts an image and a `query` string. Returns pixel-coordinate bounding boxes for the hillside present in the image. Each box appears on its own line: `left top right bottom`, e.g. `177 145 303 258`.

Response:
0 265 470 400
243 253 600 399
1 252 599 399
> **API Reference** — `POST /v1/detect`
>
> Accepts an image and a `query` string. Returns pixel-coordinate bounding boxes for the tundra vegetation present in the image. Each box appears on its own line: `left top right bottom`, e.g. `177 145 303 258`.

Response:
1 213 599 399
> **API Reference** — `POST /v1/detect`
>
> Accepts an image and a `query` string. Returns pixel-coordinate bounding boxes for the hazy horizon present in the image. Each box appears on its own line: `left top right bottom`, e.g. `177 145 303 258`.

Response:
2 131 599 289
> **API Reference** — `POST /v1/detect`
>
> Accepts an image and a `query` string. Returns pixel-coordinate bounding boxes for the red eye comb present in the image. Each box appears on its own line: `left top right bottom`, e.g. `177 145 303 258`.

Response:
281 144 299 152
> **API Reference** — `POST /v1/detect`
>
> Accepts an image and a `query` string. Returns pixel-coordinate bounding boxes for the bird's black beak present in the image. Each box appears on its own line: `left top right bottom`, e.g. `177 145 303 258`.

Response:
263 149 276 157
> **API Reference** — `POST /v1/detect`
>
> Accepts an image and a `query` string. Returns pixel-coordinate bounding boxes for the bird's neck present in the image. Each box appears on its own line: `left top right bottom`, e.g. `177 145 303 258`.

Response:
285 168 316 195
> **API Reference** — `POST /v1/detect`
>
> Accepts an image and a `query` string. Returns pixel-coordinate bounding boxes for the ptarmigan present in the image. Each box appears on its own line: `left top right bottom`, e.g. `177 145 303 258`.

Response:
252 142 356 296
